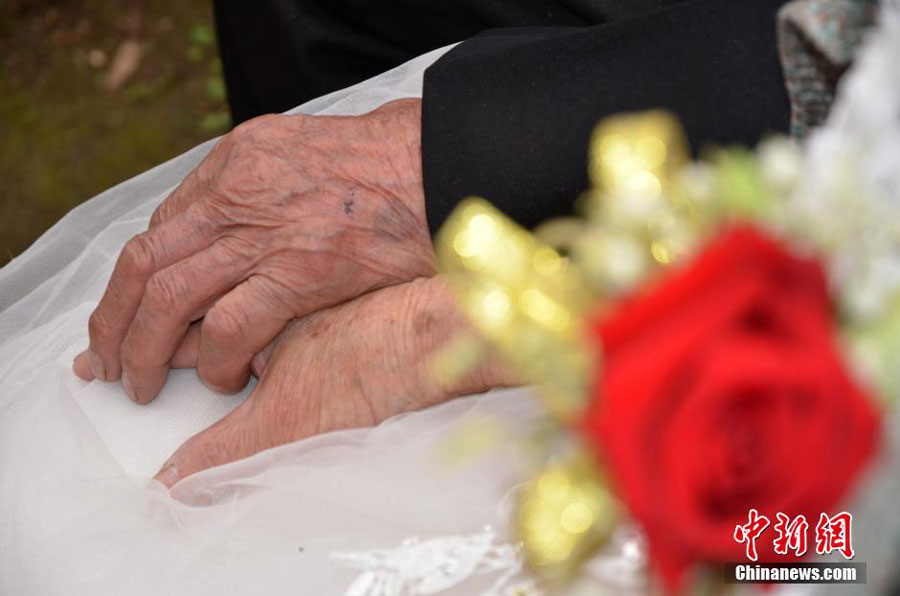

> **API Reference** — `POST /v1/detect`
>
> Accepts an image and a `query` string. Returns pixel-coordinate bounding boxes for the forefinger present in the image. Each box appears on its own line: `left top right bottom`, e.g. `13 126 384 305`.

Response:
119 238 254 404
86 204 218 381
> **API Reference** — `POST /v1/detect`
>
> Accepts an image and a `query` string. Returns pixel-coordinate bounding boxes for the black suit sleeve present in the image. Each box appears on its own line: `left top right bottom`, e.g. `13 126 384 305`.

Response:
420 0 791 233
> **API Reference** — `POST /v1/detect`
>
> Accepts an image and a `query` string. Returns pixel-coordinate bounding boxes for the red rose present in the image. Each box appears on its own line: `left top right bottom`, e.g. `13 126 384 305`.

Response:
583 225 880 592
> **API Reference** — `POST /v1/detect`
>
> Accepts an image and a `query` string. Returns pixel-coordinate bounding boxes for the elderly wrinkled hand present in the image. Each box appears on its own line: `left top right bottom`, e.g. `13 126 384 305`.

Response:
73 98 434 403
148 276 514 488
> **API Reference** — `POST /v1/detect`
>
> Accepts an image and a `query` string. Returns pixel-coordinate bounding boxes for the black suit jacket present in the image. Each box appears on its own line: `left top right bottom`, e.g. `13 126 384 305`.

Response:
421 0 790 232
214 0 790 232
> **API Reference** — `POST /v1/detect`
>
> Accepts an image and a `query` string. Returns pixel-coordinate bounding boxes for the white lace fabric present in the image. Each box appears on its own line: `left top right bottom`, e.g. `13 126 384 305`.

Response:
332 530 525 595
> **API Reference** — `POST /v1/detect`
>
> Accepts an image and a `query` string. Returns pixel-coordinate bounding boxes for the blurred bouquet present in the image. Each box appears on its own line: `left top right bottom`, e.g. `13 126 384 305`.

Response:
434 111 894 593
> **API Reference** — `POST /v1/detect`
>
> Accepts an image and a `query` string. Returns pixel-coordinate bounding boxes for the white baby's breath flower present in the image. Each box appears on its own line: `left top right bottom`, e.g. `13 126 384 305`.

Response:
757 136 803 196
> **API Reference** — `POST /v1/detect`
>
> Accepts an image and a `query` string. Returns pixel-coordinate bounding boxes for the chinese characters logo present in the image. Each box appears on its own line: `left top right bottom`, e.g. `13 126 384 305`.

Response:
734 510 854 561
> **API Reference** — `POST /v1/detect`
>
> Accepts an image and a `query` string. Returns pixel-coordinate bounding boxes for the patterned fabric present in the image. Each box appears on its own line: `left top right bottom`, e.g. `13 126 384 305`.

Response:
777 0 879 138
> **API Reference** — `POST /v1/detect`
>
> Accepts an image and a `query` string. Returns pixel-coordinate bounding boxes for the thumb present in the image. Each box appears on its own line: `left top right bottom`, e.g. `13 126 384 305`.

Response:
154 401 261 488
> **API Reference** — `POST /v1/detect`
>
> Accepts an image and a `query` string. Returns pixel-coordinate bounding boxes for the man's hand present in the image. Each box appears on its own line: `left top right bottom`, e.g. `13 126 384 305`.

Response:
73 98 434 403
151 276 516 488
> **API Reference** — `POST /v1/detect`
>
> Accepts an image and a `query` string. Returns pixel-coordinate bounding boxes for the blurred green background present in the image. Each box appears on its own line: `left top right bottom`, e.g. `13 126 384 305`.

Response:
0 0 230 263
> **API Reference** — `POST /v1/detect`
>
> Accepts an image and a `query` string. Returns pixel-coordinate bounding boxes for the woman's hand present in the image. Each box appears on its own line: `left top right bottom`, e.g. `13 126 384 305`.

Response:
74 98 433 404
151 276 516 488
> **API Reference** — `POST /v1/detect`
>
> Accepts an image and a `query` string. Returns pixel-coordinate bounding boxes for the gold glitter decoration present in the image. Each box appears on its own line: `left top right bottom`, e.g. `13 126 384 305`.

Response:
517 458 617 580
587 111 693 268
435 198 594 419
587 110 688 203
545 111 700 294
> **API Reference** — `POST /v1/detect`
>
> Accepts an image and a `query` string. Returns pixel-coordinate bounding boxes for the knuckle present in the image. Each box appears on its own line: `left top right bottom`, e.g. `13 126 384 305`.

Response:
255 113 283 125
144 270 187 312
148 206 164 228
88 309 112 342
229 119 254 139
203 305 248 346
229 114 289 145
230 117 263 140
240 113 281 132
120 233 157 277
149 199 176 228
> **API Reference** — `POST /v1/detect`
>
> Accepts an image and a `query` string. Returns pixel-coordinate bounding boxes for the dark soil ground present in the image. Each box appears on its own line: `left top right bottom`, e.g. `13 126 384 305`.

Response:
1 0 230 262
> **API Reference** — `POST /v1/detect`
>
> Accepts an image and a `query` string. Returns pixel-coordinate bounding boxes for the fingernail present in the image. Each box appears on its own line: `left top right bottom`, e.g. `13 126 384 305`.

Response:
87 349 107 382
154 462 179 489
121 372 138 403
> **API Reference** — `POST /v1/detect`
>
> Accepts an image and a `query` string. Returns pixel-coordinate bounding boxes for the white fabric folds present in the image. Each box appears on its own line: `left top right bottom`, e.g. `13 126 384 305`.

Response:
0 46 549 595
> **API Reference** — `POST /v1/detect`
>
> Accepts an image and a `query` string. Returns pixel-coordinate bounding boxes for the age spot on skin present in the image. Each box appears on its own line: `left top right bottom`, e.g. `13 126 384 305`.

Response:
343 200 354 215
413 310 437 336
